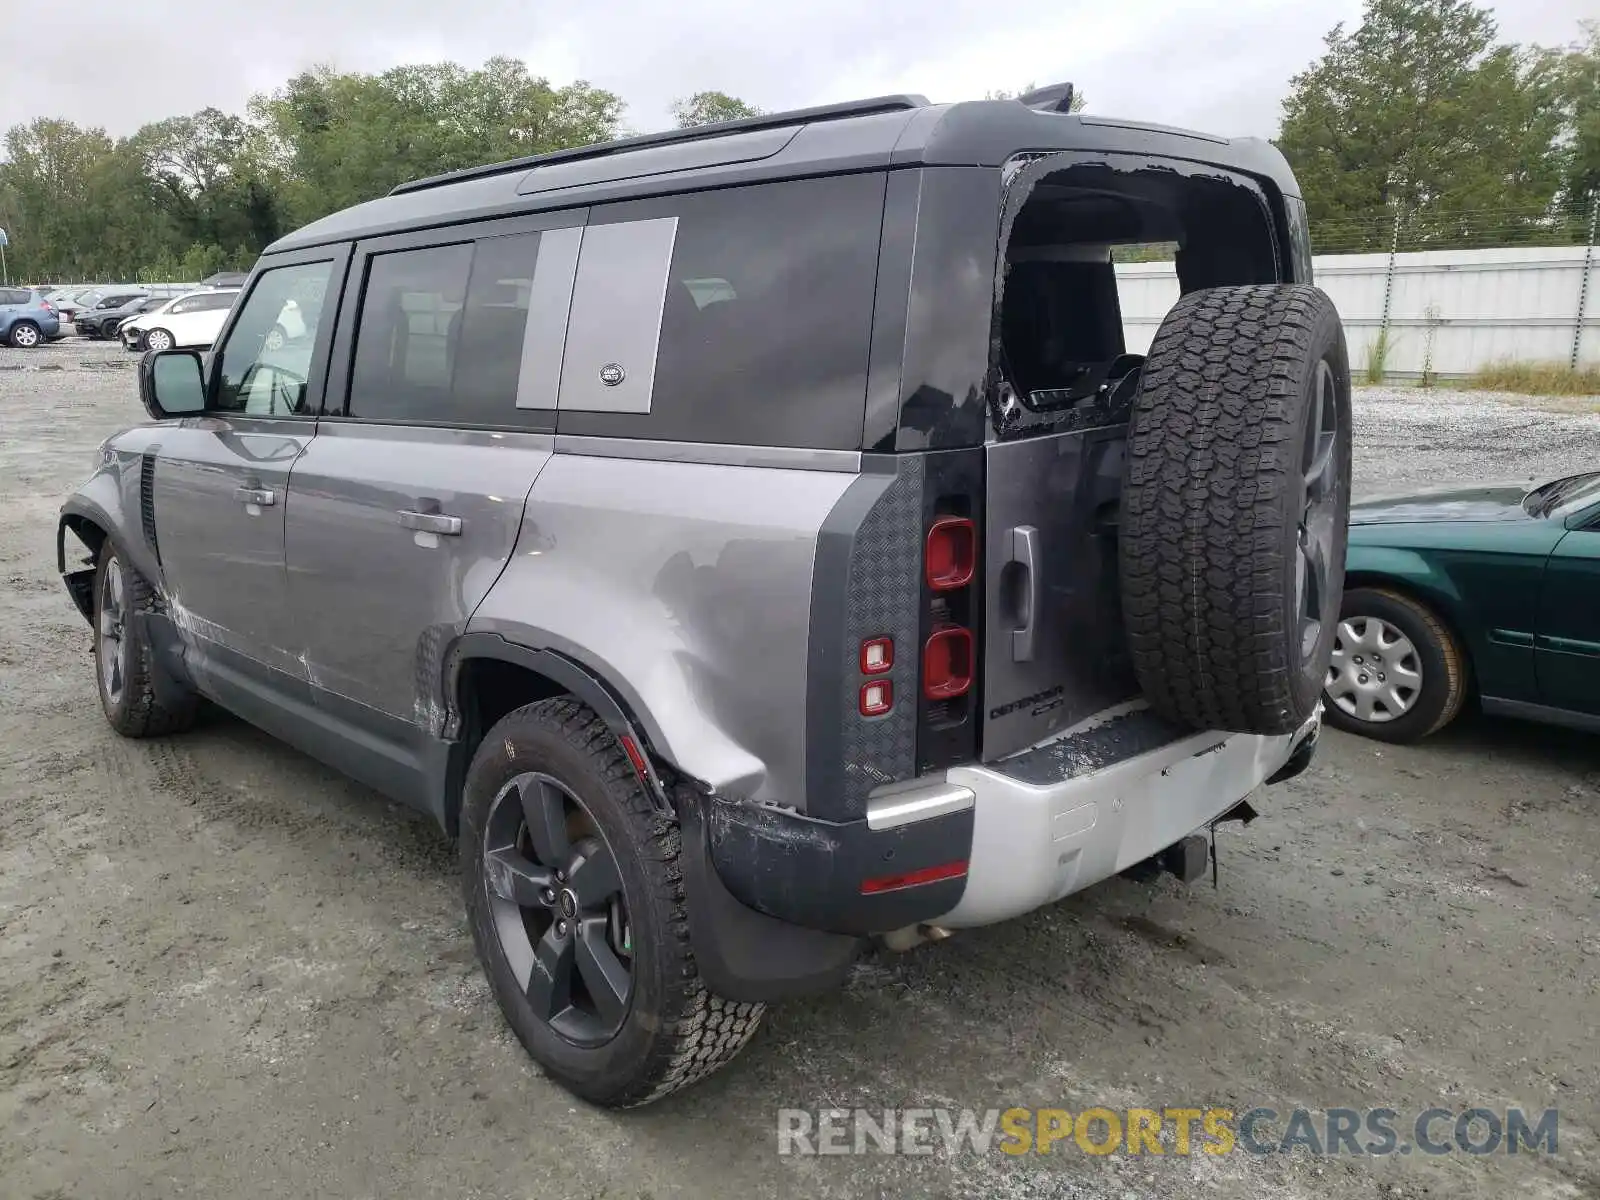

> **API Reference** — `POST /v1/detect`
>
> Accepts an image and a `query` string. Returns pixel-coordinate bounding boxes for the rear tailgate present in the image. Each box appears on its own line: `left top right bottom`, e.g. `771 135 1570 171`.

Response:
981 423 1138 760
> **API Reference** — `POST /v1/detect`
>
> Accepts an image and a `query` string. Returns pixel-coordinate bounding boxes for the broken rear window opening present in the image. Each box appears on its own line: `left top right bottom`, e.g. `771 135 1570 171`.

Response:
991 154 1283 438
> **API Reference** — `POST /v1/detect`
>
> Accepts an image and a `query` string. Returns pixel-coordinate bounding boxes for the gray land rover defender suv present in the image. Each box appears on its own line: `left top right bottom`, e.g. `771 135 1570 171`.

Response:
59 87 1349 1107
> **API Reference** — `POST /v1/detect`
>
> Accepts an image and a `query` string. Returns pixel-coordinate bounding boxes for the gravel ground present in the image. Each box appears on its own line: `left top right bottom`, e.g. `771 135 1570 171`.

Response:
2 342 1598 1200
1352 385 1600 496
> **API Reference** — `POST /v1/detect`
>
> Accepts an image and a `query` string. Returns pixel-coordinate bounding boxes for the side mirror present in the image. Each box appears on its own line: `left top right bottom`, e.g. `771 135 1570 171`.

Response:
138 349 208 420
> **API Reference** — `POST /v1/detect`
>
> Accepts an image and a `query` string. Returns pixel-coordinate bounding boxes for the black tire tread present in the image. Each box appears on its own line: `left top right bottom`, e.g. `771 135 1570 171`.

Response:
1120 284 1349 733
476 698 763 1107
1366 588 1468 735
95 544 198 738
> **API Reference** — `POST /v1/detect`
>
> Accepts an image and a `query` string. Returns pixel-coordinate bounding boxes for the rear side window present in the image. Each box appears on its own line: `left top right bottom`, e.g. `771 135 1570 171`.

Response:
349 244 473 421
0 289 30 305
557 173 887 449
346 231 548 427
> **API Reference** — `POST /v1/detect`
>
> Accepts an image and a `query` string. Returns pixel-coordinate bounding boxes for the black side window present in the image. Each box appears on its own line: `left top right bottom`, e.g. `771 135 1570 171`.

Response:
348 244 472 422
347 232 545 427
449 233 545 424
557 173 887 450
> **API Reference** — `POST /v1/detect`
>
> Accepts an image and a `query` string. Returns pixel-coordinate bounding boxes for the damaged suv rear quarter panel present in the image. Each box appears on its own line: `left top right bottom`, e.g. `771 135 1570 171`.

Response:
468 451 858 807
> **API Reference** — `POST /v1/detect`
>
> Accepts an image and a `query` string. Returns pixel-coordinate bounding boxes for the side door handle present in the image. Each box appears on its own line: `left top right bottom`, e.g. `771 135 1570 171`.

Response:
234 486 276 506
399 509 463 536
1008 525 1040 662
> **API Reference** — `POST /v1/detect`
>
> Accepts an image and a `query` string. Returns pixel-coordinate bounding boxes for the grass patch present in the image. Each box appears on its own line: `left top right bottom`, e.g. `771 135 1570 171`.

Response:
1466 361 1600 397
1363 329 1391 385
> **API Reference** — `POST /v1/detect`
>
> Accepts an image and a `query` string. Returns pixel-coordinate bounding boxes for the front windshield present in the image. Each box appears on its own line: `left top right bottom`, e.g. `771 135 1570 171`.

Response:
1524 472 1600 519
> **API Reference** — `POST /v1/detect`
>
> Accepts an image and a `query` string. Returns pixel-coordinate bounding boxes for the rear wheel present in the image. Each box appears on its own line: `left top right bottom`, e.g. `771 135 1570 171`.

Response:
144 327 174 352
460 698 763 1107
1322 587 1468 743
1120 284 1353 735
8 320 41 348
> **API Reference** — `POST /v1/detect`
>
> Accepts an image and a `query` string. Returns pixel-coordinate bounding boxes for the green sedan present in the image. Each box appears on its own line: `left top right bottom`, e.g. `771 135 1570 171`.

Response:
1325 470 1600 742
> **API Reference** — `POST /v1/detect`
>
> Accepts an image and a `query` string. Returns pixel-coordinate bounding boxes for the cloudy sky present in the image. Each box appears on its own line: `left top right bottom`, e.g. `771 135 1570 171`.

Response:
1 0 1590 141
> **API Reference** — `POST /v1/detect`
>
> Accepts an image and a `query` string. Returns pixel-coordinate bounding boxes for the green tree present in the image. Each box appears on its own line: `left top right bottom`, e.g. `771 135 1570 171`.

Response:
1550 21 1600 205
0 119 157 280
254 58 624 226
670 91 762 128
130 107 286 254
1276 0 1565 243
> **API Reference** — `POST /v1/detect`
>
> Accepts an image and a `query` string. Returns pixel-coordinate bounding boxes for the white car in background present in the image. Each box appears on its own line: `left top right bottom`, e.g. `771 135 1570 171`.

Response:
119 289 239 352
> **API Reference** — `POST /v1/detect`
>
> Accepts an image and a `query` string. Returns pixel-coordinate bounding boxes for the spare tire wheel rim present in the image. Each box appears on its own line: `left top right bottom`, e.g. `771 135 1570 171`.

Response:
481 771 633 1048
1326 616 1422 723
1297 359 1341 665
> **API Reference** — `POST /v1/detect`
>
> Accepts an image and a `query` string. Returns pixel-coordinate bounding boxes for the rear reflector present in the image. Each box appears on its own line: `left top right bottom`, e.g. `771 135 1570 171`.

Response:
859 680 893 716
620 735 650 782
925 517 976 591
923 625 974 699
861 859 968 894
860 636 893 674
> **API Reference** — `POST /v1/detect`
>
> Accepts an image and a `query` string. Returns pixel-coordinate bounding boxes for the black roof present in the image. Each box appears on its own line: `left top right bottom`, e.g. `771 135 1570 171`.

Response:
266 95 1298 254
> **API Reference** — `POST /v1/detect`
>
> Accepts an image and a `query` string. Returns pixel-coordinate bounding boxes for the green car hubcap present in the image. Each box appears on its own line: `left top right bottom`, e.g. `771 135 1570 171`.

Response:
1326 616 1422 723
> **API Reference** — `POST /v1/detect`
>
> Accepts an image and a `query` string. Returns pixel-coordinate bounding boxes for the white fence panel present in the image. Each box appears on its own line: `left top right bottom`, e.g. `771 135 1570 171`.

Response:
1115 244 1599 379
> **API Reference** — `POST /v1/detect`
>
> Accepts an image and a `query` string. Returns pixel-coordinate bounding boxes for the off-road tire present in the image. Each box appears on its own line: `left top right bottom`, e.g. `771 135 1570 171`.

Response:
1322 586 1469 743
93 541 198 737
1120 284 1353 734
460 698 764 1107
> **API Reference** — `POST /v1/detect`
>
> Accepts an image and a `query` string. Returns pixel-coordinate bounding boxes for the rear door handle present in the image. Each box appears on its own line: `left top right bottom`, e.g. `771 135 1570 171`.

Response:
1009 525 1039 662
234 486 276 506
399 509 463 536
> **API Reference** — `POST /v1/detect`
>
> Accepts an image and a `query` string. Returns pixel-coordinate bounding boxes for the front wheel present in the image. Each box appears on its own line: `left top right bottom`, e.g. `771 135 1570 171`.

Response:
144 327 174 352
460 698 763 1107
8 320 41 348
93 542 198 737
1322 587 1468 743
263 324 287 352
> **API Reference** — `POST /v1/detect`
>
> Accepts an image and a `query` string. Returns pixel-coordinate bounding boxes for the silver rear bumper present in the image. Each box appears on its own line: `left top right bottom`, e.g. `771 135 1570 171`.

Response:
928 711 1317 929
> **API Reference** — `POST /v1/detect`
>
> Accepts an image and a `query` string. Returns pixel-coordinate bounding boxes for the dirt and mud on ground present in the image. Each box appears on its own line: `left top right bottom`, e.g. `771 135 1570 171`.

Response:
3 342 1598 1199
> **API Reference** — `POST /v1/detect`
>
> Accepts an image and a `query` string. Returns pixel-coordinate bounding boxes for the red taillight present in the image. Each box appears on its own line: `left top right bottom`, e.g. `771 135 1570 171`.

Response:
860 636 893 675
923 626 974 699
861 859 968 894
859 679 893 717
925 517 976 591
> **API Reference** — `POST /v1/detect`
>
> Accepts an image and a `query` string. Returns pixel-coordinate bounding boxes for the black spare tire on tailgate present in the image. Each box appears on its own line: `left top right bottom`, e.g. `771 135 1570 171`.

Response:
1119 284 1352 735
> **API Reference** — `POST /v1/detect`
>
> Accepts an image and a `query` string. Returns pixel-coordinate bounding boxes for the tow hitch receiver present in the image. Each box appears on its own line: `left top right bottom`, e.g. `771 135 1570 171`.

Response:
1122 833 1211 886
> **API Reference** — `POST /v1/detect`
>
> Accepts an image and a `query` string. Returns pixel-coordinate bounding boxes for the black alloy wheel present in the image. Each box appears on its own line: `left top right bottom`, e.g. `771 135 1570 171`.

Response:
481 770 633 1046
